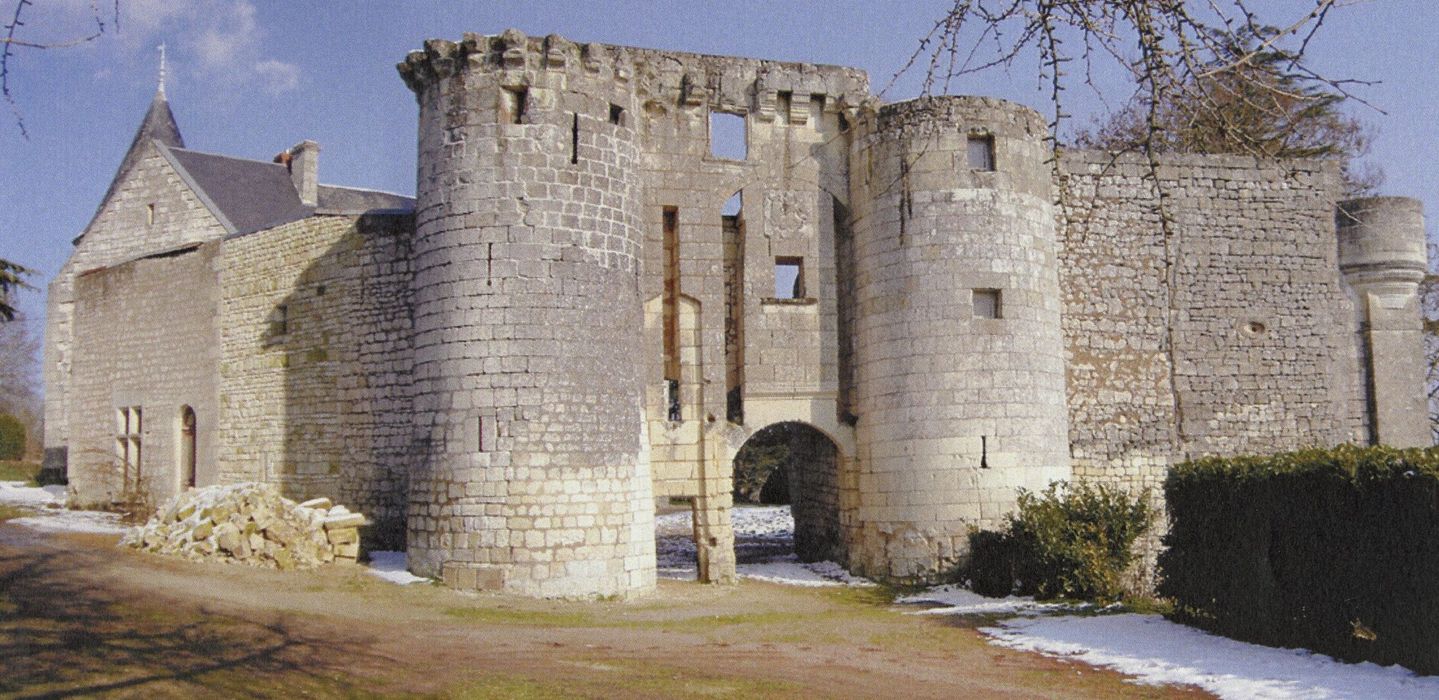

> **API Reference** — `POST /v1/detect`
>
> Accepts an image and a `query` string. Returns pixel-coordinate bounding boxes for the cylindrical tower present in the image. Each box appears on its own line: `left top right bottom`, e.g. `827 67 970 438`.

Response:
398 30 655 597
1337 196 1429 448
847 96 1071 581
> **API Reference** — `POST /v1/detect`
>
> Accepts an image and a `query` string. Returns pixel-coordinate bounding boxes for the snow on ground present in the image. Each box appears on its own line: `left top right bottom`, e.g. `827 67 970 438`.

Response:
366 550 431 585
0 481 127 535
897 584 1072 616
654 505 872 587
981 613 1439 699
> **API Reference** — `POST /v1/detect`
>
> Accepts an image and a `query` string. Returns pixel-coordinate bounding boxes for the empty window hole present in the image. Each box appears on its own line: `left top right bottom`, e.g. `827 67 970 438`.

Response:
973 289 1002 319
501 86 527 125
710 111 747 160
775 257 804 299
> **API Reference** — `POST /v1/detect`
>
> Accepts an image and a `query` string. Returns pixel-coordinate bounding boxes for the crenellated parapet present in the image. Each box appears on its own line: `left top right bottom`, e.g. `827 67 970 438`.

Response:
397 29 870 123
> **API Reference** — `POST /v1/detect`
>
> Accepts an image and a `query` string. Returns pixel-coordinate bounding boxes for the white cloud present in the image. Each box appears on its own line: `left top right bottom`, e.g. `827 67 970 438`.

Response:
47 0 301 95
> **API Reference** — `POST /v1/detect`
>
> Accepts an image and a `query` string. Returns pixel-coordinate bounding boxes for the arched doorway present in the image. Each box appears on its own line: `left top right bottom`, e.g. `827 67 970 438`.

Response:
731 422 843 564
179 405 196 489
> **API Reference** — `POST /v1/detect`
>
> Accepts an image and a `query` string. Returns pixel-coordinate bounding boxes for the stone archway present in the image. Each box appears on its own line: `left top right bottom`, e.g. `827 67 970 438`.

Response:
731 421 843 564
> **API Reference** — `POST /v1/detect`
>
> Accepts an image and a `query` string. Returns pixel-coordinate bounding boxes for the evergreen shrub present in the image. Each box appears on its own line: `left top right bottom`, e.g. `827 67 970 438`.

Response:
1162 444 1439 673
968 482 1152 603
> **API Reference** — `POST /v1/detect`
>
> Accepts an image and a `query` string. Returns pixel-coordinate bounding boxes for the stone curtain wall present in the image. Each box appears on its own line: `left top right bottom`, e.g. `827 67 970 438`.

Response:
67 242 222 508
1058 152 1367 491
217 214 414 547
45 142 228 479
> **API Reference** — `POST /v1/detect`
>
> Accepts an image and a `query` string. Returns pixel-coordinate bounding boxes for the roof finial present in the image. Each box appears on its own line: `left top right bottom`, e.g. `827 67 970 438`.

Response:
157 43 167 96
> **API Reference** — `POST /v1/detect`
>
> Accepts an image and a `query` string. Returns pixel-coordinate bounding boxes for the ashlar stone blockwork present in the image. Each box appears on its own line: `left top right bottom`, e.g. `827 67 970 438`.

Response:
45 30 1429 599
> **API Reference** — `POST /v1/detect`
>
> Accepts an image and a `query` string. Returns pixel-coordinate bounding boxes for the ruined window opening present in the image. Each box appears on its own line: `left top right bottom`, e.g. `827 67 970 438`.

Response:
500 86 527 124
609 103 624 125
315 284 326 297
570 112 580 164
709 111 747 160
967 134 995 171
774 257 804 299
666 379 682 422
179 405 196 488
146 203 156 226
973 289 1002 319
662 206 682 420
116 406 142 492
721 191 742 217
270 304 289 337
776 91 793 124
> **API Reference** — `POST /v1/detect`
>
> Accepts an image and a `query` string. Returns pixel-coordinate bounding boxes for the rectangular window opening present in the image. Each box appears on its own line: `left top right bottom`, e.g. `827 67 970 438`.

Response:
476 416 486 452
146 203 156 226
501 86 527 125
709 111 747 160
973 288 1002 319
774 257 804 299
609 103 624 125
967 134 995 171
270 304 289 336
776 91 793 125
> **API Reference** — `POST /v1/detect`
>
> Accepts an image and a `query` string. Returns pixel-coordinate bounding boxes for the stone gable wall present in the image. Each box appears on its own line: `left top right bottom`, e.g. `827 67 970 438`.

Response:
45 141 228 479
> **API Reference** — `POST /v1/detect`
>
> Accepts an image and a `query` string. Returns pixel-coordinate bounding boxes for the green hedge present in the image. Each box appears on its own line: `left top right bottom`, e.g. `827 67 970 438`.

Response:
1161 444 1439 674
0 414 23 460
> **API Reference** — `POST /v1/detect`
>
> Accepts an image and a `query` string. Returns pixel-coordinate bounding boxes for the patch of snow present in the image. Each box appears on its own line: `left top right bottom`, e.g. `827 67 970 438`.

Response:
0 481 65 506
897 584 1071 616
981 613 1439 698
365 550 431 585
654 505 873 587
10 510 127 535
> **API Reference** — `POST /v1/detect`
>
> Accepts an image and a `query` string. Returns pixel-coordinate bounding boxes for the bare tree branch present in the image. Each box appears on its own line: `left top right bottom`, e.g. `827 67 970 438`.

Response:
3 0 119 139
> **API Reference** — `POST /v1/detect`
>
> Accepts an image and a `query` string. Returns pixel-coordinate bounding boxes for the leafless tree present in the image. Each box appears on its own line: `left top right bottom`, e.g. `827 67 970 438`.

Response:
894 1 1370 170
3 0 119 138
0 310 41 454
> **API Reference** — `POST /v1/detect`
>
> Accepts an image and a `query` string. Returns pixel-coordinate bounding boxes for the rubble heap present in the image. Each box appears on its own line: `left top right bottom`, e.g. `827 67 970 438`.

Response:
119 482 365 569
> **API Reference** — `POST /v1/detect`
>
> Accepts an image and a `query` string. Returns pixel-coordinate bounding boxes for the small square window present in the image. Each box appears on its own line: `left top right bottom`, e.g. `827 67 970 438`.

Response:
500 86 527 125
967 134 995 171
973 288 1002 319
709 111 747 160
775 257 804 299
609 103 625 125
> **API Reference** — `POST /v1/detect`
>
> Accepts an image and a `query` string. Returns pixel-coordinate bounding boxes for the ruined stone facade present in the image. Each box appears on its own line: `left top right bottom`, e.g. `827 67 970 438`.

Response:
45 32 1429 598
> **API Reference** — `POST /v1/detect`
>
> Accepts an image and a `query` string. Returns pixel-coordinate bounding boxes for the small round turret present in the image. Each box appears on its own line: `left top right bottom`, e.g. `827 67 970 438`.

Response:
847 96 1071 581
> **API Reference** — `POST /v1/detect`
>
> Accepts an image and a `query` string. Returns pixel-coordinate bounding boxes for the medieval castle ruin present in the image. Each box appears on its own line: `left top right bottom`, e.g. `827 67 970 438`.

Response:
43 31 1429 597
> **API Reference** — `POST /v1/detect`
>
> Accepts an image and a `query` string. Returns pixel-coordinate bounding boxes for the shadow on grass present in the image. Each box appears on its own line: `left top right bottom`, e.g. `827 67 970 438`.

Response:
0 546 391 698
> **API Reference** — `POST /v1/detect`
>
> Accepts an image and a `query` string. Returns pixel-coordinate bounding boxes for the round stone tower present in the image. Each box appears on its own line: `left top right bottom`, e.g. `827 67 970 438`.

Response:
398 30 655 597
1337 196 1429 447
847 96 1071 581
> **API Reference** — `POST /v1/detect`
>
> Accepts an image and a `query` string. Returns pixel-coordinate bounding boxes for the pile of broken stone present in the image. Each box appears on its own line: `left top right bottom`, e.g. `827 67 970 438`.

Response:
119 482 365 570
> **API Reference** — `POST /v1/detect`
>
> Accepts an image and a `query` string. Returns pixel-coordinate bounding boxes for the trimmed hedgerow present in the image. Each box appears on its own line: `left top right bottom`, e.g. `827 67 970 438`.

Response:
0 414 23 461
1161 444 1439 674
968 482 1153 603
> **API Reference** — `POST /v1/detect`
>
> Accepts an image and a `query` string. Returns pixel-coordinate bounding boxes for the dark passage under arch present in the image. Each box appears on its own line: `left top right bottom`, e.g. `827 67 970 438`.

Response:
732 422 843 563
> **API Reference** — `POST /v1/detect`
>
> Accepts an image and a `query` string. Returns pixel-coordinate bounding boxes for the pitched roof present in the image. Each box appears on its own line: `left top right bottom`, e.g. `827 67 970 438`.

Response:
158 144 312 234
81 89 185 237
154 145 416 235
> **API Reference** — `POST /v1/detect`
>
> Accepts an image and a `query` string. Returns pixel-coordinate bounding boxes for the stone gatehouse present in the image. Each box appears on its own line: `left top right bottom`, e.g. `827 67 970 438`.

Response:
43 30 1428 598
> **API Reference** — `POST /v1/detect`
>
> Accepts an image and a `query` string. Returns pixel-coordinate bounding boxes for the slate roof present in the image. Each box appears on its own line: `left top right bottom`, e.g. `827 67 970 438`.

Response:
81 89 415 241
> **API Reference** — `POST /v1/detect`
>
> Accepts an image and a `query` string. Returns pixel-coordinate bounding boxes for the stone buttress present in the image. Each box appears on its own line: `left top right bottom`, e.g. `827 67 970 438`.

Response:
399 31 655 597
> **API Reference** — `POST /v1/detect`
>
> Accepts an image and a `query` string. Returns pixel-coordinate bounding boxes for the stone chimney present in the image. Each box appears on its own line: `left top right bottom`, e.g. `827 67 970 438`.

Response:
277 140 320 207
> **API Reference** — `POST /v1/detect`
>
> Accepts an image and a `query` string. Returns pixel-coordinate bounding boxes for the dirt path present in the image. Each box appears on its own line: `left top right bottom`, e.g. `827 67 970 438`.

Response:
0 525 1209 699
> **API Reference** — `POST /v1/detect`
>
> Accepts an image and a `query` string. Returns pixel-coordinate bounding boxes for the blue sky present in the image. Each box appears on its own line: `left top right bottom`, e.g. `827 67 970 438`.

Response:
2 0 1436 343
